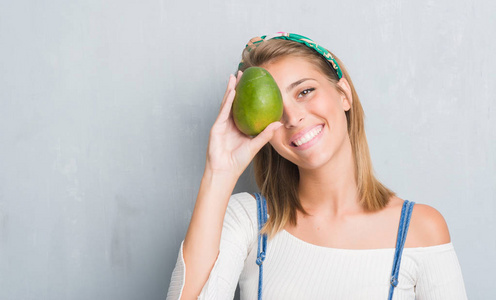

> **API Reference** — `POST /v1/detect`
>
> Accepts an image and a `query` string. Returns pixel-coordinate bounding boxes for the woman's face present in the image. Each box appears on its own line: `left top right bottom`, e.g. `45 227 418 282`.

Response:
262 56 352 171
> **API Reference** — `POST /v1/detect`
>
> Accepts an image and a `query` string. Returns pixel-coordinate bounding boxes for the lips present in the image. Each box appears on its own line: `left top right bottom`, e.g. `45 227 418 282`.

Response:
290 124 324 147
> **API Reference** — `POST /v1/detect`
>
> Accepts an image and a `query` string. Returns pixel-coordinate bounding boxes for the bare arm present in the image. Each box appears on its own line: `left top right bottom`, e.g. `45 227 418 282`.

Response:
179 73 282 299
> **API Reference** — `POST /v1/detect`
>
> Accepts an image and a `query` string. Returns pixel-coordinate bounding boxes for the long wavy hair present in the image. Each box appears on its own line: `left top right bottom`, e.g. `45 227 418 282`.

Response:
237 39 395 238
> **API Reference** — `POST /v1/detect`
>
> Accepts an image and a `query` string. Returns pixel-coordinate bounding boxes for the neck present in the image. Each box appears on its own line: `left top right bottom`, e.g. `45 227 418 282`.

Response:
297 138 361 216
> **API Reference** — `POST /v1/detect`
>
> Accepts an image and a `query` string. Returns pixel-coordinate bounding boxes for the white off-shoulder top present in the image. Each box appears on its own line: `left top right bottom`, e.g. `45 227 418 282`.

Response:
167 193 467 300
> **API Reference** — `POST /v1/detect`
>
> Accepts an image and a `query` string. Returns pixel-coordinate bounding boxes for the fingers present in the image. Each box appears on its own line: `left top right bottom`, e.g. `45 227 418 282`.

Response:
235 70 243 86
220 74 236 109
216 88 235 124
214 74 237 123
248 121 283 154
218 71 243 115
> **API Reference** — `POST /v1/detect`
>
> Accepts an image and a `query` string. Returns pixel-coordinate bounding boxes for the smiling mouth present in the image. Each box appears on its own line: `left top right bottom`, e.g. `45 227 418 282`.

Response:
291 125 323 147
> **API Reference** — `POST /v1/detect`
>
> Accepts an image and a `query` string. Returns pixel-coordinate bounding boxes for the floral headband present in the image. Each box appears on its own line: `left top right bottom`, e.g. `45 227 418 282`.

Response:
238 32 343 79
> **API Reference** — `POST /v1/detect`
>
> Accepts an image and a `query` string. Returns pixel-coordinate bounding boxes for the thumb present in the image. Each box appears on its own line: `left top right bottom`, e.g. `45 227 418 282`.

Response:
249 121 283 154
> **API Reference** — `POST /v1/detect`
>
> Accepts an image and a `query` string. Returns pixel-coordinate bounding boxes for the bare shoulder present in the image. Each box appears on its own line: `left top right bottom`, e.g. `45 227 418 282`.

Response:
407 202 451 247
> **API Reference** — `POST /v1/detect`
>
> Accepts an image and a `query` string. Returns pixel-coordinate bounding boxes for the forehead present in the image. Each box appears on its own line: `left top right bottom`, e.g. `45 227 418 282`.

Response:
261 56 325 84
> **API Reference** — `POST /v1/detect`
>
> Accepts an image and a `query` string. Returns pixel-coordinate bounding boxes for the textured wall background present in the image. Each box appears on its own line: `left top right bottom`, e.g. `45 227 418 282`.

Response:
0 0 494 299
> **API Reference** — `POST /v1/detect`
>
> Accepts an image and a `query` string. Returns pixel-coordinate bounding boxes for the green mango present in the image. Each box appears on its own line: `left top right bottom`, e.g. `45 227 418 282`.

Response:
233 67 283 136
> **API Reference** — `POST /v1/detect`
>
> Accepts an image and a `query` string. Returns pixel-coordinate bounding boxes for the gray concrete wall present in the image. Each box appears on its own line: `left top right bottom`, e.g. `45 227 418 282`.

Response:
0 0 494 299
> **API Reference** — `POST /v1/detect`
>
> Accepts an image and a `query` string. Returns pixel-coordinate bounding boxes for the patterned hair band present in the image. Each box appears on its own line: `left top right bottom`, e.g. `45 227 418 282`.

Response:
238 32 343 79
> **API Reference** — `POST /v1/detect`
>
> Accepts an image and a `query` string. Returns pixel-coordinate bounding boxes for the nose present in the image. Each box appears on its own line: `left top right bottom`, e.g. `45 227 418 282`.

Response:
282 100 305 128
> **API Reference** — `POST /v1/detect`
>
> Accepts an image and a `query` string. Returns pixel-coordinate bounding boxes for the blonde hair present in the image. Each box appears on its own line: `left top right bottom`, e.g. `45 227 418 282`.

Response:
238 39 395 238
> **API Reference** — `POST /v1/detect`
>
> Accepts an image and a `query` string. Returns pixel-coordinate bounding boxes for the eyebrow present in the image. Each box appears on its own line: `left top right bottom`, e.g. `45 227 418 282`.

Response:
286 78 316 93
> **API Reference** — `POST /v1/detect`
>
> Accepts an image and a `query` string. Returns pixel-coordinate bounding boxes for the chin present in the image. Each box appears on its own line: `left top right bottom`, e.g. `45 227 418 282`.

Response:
297 152 335 170
278 147 334 171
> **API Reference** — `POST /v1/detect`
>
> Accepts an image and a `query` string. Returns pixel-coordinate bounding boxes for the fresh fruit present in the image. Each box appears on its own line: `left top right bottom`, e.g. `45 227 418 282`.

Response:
232 67 283 136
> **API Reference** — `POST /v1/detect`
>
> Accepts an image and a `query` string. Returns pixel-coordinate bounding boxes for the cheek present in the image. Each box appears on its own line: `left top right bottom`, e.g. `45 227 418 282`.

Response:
269 130 286 152
310 96 347 128
269 130 296 161
312 95 337 114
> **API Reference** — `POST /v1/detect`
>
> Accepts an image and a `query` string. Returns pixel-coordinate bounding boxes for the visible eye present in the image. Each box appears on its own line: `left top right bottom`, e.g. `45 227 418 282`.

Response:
298 88 315 98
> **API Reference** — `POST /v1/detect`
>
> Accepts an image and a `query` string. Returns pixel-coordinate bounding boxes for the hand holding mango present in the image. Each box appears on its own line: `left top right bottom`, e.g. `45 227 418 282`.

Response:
232 67 283 136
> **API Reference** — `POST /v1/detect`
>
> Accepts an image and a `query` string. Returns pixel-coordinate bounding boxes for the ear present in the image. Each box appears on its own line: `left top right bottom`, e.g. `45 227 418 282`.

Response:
336 77 353 111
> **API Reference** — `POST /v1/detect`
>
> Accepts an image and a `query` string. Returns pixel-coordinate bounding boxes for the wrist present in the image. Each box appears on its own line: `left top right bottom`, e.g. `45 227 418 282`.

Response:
203 160 243 180
201 167 240 188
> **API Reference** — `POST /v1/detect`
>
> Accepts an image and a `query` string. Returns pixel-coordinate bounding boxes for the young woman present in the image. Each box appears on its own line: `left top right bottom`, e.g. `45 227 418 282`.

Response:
166 32 467 299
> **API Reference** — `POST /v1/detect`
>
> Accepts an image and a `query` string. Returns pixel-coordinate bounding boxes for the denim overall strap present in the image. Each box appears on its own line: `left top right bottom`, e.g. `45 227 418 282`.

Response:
388 200 415 300
254 193 268 300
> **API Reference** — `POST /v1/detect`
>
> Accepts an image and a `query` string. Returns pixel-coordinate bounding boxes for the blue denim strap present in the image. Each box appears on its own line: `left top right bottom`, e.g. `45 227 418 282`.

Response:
388 200 415 300
254 193 268 300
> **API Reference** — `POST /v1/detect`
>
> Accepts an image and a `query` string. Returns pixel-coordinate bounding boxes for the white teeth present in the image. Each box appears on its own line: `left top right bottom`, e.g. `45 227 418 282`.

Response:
293 126 323 146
